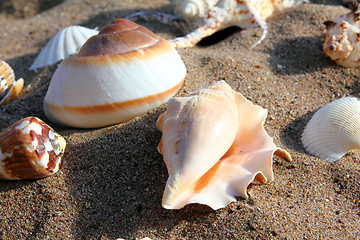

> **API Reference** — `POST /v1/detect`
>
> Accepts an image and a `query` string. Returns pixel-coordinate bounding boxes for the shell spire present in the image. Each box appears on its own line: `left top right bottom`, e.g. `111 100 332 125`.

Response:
156 81 291 210
323 3 360 67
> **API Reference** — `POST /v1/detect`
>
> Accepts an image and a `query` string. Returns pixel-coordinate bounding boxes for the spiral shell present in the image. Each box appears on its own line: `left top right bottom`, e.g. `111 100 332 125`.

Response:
29 26 99 70
173 0 218 21
157 81 291 210
302 97 360 162
44 19 186 128
0 60 24 106
0 117 66 180
323 4 360 67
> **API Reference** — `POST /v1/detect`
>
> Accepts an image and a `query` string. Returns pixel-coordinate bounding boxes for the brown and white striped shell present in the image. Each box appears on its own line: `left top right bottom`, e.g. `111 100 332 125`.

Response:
0 117 66 180
0 60 24 105
44 19 186 128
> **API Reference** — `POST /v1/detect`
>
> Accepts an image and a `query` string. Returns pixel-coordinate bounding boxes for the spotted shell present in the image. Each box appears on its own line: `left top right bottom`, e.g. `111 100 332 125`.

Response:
323 3 360 67
44 19 186 128
0 60 24 106
302 97 360 162
0 117 66 180
29 26 99 70
156 81 291 210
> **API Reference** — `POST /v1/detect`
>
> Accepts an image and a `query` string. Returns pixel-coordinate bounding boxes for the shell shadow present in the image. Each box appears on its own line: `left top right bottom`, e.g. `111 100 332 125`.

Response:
279 109 317 153
60 109 174 239
267 36 335 76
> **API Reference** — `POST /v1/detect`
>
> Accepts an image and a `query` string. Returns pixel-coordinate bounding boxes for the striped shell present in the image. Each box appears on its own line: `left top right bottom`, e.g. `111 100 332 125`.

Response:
301 97 360 162
323 3 360 67
0 60 24 106
29 26 99 70
44 19 186 128
156 81 291 210
0 117 66 180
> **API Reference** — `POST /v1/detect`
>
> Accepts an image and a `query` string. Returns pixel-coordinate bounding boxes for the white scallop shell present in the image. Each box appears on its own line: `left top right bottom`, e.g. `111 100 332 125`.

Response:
29 26 99 70
301 97 360 162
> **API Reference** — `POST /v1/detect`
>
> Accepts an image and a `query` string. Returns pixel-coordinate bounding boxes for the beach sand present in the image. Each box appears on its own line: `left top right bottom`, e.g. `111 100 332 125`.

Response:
0 0 359 239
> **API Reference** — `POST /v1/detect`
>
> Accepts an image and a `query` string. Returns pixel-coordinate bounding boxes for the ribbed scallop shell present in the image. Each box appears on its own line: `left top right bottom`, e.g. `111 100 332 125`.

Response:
302 97 360 162
29 26 99 70
44 19 186 128
323 4 360 67
157 81 291 210
0 117 66 180
0 60 24 106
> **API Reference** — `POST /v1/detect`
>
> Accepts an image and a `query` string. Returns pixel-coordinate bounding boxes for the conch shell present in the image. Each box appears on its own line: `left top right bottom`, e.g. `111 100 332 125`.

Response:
0 60 24 106
156 81 291 210
323 2 360 67
44 19 186 128
302 97 360 162
0 117 66 180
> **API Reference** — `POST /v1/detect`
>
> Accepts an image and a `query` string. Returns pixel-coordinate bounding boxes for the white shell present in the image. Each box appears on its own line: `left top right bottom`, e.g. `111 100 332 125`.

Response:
301 97 360 162
157 81 291 210
44 19 186 128
29 26 99 70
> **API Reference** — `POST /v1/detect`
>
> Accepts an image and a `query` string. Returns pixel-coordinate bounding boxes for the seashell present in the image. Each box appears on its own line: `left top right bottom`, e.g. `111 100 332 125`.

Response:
0 60 24 106
29 26 99 70
0 117 66 180
156 81 291 210
301 97 360 162
44 19 186 128
127 0 306 48
323 3 360 67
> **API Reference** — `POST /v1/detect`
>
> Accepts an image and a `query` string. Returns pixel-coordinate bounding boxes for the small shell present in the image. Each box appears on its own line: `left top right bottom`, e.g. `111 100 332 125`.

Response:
323 4 360 67
44 19 186 128
29 26 99 70
302 97 360 162
0 60 15 96
0 117 66 180
0 60 24 105
156 81 291 210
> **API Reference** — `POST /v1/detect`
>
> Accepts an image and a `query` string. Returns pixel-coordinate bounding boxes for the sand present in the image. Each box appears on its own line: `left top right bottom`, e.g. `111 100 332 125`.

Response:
0 0 360 239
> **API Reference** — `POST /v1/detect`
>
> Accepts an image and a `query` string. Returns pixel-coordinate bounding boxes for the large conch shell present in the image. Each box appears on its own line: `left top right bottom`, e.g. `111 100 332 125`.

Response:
29 26 99 70
323 2 360 67
0 117 66 180
156 81 291 210
0 60 24 106
44 19 186 128
302 97 360 162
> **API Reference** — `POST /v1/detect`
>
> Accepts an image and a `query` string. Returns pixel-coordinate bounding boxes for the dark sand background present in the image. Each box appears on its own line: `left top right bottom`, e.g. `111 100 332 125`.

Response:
0 0 360 239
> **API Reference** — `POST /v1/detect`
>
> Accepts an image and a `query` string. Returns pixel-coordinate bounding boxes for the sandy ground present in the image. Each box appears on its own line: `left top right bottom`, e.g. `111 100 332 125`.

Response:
0 0 360 239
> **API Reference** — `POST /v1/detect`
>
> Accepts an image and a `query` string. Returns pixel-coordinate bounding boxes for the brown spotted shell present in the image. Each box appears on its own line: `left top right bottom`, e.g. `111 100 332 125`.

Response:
0 117 66 180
